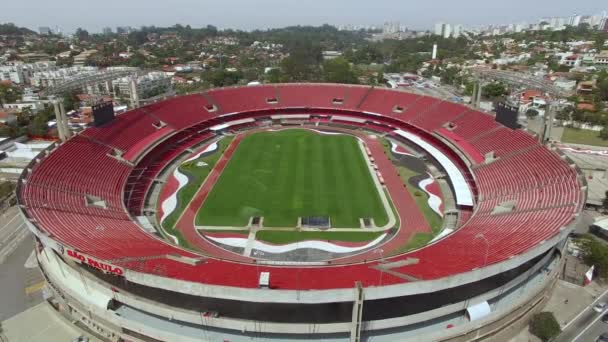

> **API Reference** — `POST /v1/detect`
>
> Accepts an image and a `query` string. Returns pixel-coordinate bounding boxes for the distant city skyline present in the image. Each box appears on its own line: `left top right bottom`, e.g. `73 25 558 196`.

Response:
1 0 606 34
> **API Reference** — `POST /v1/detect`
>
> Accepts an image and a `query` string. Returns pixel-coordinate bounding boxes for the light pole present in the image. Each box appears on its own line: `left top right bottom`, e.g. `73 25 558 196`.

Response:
374 248 385 286
253 250 264 281
475 234 489 267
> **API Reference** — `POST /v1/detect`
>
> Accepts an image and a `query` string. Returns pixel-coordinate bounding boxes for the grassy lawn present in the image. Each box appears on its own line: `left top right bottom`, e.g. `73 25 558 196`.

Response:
402 232 435 251
255 230 385 244
561 127 608 147
395 166 443 234
379 137 445 254
160 137 234 239
196 129 389 228
0 181 15 199
200 229 250 235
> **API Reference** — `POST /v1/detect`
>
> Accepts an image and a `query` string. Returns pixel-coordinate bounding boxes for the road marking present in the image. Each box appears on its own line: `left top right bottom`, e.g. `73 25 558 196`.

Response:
563 286 608 330
24 249 38 268
0 212 20 231
24 281 45 295
572 308 604 342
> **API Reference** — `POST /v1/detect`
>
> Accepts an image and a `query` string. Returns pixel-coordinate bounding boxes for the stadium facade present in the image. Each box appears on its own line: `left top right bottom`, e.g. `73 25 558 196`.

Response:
18 84 585 341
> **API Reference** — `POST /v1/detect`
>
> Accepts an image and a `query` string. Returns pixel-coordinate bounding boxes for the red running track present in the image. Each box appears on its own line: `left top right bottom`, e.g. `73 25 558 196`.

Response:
175 135 252 262
335 135 432 263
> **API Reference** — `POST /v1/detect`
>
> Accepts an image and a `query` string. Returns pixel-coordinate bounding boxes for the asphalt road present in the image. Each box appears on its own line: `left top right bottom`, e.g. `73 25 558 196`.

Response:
0 207 44 322
0 206 28 261
557 287 608 342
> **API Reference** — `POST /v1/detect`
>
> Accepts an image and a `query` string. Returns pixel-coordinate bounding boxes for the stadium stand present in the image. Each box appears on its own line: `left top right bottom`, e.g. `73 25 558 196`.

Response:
20 83 583 289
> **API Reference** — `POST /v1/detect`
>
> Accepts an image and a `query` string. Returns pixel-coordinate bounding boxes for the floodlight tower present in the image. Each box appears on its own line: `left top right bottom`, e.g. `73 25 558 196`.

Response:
52 98 71 141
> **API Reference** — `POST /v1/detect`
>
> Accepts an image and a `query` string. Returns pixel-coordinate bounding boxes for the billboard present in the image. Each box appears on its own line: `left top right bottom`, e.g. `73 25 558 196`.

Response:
495 102 520 130
92 101 115 127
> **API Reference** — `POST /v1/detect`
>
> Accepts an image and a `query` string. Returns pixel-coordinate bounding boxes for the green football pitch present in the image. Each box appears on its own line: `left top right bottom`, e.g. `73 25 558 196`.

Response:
195 129 389 228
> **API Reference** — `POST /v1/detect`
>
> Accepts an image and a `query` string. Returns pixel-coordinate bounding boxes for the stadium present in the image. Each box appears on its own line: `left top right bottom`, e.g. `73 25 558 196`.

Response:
17 83 585 341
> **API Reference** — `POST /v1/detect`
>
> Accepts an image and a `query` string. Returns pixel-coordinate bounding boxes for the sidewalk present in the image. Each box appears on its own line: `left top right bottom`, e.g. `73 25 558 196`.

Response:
544 279 605 328
2 302 102 342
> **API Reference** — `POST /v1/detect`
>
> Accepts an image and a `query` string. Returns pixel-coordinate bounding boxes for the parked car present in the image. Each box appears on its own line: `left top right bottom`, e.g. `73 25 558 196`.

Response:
597 332 608 342
602 314 608 323
594 302 607 313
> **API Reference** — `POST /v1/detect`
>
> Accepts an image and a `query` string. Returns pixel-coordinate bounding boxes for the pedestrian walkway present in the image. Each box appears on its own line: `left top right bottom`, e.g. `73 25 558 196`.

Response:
2 302 102 342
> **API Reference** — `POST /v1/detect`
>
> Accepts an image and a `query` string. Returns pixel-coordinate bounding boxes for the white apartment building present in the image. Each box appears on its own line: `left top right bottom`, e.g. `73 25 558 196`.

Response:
0 65 26 84
112 72 172 100
434 23 444 36
569 15 582 27
442 24 452 38
595 51 608 67
453 25 463 38
0 61 56 85
30 66 98 88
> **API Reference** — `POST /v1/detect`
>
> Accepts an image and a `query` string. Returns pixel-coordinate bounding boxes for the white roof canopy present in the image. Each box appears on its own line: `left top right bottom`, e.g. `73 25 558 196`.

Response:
394 129 474 206
270 114 310 120
331 115 367 123
210 118 255 131
466 301 491 321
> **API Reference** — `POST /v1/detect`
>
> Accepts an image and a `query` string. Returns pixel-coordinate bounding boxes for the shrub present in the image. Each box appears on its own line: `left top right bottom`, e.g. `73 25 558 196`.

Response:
529 312 561 342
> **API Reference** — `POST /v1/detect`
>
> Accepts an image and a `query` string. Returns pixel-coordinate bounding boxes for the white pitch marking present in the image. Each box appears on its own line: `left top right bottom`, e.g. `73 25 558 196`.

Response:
207 233 387 254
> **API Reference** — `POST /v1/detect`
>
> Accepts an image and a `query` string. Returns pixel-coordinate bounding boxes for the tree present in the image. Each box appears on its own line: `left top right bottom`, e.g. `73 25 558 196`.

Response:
577 234 608 278
556 106 573 121
266 68 283 83
596 71 608 102
61 91 80 112
482 82 507 98
526 108 540 119
27 114 49 136
322 57 358 84
595 33 606 52
281 55 317 82
600 125 608 141
529 312 561 342
27 106 55 137
207 69 243 87
278 39 322 82
0 83 22 104
128 53 147 68
0 321 6 342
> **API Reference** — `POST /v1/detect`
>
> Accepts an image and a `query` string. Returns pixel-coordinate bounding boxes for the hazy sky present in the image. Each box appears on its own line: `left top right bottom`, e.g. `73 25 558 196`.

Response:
1 0 607 33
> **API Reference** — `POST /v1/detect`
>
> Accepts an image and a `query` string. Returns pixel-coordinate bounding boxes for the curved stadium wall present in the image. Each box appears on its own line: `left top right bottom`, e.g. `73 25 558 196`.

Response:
18 83 585 341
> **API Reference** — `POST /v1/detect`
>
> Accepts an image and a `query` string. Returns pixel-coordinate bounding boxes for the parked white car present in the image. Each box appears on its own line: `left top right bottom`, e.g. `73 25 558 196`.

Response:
593 302 607 313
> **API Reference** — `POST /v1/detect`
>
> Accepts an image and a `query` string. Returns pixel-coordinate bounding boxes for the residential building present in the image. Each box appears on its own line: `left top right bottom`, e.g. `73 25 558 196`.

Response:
0 110 17 125
434 23 444 36
112 72 172 102
553 78 577 91
453 25 463 38
383 22 400 34
17 53 50 63
0 62 57 85
30 66 98 88
442 24 452 38
2 101 44 113
600 18 608 32
563 54 582 67
577 80 597 94
0 64 26 84
569 15 582 27
116 26 133 35
322 51 342 60
38 27 52 35
73 49 98 66
595 50 608 67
